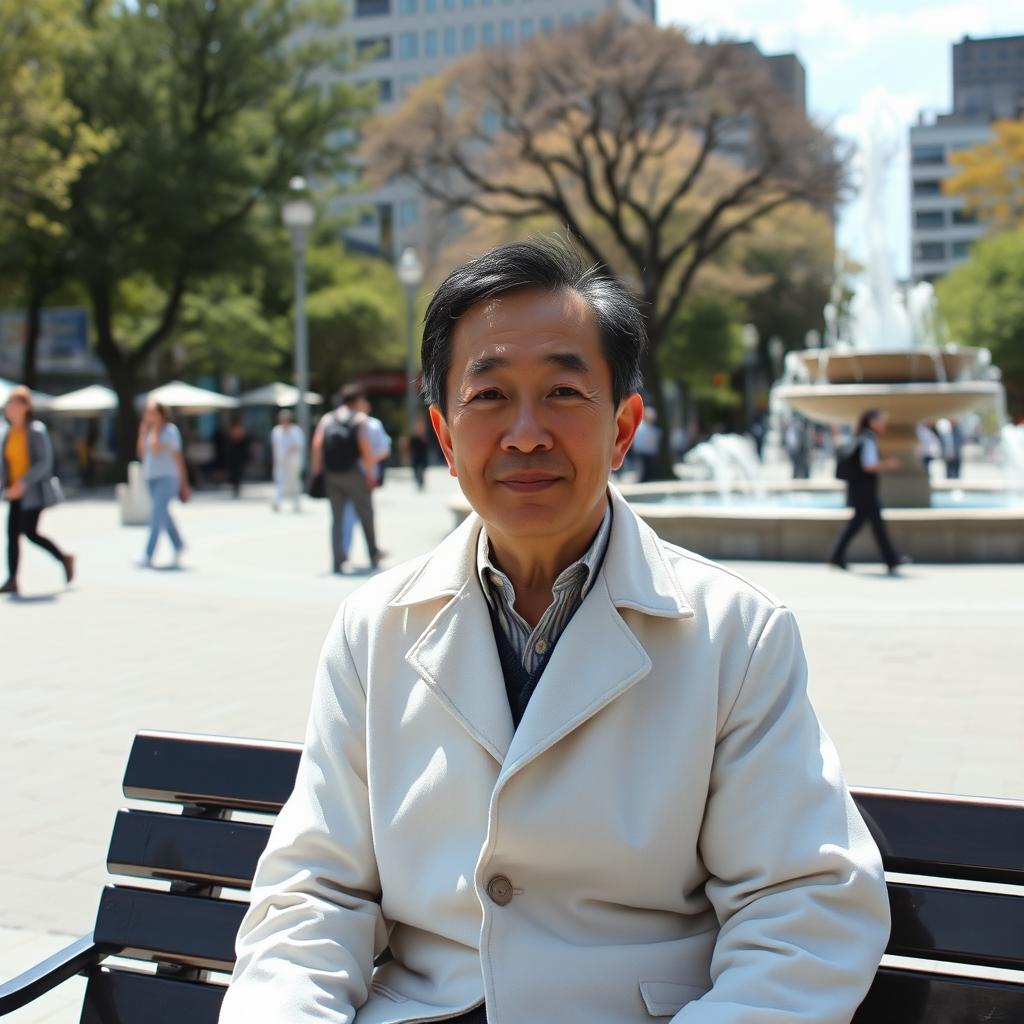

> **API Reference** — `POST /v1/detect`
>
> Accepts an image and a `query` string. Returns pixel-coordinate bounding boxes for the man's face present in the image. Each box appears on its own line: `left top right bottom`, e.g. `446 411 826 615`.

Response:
430 287 641 543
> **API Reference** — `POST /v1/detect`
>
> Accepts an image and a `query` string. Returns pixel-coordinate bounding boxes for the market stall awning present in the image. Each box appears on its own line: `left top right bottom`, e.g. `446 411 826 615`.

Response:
138 381 239 414
48 384 118 415
238 382 323 407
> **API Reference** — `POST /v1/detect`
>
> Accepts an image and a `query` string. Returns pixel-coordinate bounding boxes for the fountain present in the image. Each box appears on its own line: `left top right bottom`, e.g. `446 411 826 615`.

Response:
773 95 1001 507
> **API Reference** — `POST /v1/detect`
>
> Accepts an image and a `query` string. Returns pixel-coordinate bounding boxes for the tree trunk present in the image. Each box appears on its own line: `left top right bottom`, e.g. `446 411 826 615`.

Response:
640 332 676 480
109 363 141 479
21 281 47 389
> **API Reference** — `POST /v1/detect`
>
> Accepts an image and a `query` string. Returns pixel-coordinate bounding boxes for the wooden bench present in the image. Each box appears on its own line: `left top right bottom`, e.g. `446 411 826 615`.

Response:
1 730 1022 1023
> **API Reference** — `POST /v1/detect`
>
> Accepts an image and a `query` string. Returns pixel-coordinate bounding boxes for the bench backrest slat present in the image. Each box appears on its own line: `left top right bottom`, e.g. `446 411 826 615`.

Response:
81 967 225 1024
93 886 243 974
123 732 300 813
107 809 271 890
853 967 1024 1024
853 789 1024 886
887 882 1024 971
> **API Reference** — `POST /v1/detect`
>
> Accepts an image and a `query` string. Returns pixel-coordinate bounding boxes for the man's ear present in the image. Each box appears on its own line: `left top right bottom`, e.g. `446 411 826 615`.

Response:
611 393 644 472
429 405 458 477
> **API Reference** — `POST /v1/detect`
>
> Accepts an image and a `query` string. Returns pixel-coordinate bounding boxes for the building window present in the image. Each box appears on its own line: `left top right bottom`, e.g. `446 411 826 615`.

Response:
355 0 391 15
561 13 576 25
462 24 476 49
520 17 534 39
914 210 945 229
425 0 437 8
398 199 420 227
398 32 418 58
356 36 392 60
912 144 945 165
375 78 394 102
425 29 438 56
444 0 455 8
398 0 417 11
540 15 554 32
399 73 419 98
951 240 972 259
444 26 457 54
916 241 946 261
482 22 495 47
912 179 942 197
952 208 977 225
500 19 514 42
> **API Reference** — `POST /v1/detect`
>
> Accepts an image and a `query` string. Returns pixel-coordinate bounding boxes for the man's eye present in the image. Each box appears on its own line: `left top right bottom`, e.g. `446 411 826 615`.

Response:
551 386 580 398
472 389 503 401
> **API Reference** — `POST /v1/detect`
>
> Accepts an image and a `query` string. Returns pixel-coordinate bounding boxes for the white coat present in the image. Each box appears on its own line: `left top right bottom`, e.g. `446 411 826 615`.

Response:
222 487 889 1024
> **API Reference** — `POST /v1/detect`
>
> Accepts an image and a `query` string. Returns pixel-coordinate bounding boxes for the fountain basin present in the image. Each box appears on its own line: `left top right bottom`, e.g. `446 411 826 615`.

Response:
793 348 984 385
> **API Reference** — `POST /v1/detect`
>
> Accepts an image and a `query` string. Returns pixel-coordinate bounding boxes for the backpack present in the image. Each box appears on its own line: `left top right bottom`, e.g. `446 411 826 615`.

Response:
834 439 863 482
322 411 360 472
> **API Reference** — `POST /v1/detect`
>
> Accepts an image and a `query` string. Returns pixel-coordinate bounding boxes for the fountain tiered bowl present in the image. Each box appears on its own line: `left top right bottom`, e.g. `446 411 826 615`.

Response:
775 347 1002 507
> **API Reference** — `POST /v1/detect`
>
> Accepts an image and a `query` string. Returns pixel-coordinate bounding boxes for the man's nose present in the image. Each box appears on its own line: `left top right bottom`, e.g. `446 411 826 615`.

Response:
502 400 553 453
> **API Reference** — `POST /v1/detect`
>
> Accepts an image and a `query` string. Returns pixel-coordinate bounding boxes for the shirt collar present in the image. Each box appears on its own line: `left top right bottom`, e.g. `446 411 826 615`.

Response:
476 497 613 606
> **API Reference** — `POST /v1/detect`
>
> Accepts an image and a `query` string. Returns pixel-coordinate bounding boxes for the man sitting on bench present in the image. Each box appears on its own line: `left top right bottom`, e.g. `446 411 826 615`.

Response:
220 239 890 1024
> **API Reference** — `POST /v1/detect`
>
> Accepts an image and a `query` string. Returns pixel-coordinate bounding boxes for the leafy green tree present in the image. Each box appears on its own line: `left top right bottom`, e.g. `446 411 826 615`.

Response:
54 0 371 468
936 229 1024 415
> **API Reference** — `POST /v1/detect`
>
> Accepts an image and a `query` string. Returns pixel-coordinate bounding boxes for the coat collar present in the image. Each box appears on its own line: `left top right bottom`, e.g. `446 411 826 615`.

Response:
392 486 694 770
391 485 694 620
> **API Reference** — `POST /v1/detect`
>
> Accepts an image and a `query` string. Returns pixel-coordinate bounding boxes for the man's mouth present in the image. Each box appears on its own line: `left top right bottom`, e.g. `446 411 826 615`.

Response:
496 472 562 493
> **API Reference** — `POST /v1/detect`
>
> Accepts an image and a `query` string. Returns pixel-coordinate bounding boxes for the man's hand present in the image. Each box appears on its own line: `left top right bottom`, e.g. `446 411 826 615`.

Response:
6 480 24 500
365 470 377 491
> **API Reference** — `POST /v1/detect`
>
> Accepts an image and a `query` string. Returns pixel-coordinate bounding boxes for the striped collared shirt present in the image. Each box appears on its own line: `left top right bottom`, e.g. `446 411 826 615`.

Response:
477 499 612 675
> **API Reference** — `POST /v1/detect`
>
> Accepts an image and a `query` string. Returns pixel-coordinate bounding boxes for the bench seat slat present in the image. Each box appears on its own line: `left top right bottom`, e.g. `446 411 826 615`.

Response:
93 886 244 973
123 732 300 813
81 967 225 1024
107 810 271 889
888 882 1024 970
853 966 1024 1023
852 788 1024 886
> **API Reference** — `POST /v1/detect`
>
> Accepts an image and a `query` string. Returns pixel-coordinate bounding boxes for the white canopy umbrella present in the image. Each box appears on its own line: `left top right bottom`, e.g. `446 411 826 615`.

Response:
138 380 239 414
0 378 54 411
48 384 118 416
238 381 322 408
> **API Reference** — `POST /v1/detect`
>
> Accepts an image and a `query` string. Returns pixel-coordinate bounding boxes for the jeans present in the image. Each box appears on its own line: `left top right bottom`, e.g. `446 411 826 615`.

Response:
6 499 65 581
325 468 377 569
145 475 183 560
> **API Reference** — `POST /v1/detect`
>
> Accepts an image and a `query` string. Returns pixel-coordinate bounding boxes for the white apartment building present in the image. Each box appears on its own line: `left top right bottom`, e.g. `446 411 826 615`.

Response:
339 0 656 259
908 116 992 282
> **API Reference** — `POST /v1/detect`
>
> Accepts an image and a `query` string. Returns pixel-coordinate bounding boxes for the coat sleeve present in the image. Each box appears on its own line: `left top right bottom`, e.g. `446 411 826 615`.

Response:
19 424 55 489
679 606 890 1024
219 601 387 1024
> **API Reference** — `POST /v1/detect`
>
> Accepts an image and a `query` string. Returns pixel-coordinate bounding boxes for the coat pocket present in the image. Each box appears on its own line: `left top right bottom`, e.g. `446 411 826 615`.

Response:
639 980 710 1016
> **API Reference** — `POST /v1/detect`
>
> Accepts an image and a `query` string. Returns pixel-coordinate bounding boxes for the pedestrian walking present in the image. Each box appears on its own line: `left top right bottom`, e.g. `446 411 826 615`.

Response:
631 405 660 482
341 394 390 558
409 414 430 490
226 414 250 498
136 400 190 568
310 385 381 573
1 386 74 596
829 408 908 575
270 410 305 513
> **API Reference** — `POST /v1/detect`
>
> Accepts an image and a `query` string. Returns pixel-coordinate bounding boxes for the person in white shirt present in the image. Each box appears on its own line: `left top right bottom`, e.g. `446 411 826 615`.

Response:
270 410 305 513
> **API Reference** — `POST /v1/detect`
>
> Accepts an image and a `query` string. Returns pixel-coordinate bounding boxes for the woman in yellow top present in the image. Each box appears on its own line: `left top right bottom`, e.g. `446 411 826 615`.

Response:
1 386 74 596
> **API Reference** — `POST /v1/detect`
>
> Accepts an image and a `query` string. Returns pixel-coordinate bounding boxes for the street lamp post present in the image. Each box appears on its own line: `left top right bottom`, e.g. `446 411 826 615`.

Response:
740 323 760 431
282 176 315 451
397 247 424 448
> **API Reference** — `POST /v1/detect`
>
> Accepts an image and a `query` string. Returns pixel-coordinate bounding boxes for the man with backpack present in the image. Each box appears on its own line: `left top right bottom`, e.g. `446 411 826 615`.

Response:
310 384 382 573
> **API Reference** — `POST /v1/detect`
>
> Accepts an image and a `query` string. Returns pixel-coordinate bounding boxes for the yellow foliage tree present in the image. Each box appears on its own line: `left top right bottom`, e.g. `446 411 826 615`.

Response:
942 119 1024 230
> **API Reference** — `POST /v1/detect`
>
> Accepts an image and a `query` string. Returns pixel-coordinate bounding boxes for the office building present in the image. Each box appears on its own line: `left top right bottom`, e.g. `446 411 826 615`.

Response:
341 0 656 258
909 32 1023 282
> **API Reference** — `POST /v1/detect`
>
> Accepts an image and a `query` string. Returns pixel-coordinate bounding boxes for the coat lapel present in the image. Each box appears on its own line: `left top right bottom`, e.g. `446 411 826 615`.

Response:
395 516 515 766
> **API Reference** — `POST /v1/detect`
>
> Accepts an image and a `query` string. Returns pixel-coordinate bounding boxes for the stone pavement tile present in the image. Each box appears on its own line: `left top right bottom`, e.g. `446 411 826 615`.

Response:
0 927 84 1024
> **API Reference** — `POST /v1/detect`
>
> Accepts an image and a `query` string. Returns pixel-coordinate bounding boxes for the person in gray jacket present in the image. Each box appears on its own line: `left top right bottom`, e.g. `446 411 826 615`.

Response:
1 386 74 596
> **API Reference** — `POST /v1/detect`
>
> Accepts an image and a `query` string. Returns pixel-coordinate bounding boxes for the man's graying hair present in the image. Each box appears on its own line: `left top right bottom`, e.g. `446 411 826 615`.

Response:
420 237 646 414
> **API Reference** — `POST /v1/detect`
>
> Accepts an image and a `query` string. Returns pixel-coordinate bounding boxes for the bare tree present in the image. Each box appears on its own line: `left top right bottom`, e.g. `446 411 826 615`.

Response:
364 16 845 476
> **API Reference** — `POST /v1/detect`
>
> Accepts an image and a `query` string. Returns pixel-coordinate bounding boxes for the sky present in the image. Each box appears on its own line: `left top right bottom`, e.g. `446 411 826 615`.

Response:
657 0 1024 279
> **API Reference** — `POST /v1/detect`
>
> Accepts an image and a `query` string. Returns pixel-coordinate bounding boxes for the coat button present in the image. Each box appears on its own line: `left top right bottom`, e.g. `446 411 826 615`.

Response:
486 875 514 906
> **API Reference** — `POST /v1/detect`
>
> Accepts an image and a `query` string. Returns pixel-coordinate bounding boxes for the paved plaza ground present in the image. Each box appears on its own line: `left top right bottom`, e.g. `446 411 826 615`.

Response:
3 466 1023 1021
